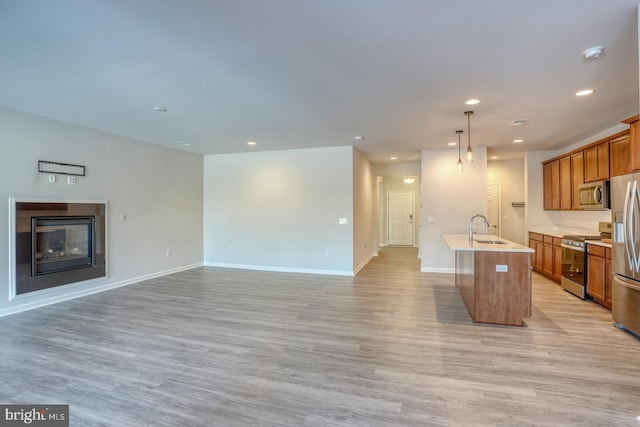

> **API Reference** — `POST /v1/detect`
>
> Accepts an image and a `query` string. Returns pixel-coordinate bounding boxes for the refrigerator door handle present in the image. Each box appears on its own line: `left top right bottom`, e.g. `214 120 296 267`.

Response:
633 181 640 272
623 181 634 271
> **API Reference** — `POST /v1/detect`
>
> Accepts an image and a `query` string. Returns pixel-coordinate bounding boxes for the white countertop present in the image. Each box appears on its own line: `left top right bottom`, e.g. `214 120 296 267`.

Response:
442 234 534 253
586 239 612 248
528 226 600 238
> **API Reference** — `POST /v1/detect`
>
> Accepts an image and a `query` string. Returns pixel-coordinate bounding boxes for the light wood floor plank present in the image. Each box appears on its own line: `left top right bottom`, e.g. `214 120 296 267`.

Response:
1 247 640 426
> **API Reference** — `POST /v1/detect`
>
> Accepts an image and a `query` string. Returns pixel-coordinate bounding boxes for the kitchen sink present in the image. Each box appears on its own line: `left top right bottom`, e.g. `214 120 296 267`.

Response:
475 239 507 244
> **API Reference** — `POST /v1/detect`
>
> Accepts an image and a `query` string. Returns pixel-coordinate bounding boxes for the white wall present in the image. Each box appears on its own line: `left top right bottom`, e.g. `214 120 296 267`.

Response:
0 107 203 316
420 147 488 272
352 148 375 273
487 159 526 244
203 146 354 275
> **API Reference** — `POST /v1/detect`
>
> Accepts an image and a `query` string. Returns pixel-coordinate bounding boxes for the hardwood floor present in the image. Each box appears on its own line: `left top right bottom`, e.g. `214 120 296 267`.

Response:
1 246 640 426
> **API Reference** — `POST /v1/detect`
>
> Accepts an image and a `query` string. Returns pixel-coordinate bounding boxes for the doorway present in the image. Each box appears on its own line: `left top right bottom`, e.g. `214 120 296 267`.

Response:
387 190 415 246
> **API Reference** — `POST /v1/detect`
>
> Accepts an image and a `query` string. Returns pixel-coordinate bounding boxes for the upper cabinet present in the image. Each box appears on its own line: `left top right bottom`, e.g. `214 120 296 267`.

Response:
610 134 630 177
542 117 637 211
623 115 640 172
584 141 609 182
571 152 584 210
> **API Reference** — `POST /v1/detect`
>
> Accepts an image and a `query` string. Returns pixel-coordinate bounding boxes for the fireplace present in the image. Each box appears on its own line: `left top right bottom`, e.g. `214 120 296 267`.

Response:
32 216 95 275
12 201 107 297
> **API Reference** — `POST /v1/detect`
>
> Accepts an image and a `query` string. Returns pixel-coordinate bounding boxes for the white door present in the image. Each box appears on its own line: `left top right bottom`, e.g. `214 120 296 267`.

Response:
388 191 414 245
487 183 501 237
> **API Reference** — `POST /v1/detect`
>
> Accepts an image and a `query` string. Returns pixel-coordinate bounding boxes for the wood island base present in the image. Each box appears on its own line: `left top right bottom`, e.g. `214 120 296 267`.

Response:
456 250 532 326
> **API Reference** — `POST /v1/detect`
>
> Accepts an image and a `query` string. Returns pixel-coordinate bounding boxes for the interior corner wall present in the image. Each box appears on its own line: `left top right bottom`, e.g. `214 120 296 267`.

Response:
420 147 487 273
203 146 354 275
0 106 204 316
352 148 375 273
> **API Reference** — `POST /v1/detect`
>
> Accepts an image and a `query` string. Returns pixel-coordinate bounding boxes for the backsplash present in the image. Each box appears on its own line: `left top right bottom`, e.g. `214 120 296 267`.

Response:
546 209 611 231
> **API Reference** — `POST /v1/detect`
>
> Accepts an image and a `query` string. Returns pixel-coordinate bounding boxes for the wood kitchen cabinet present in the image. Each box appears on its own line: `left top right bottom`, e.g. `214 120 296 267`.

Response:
529 233 543 272
571 152 584 210
542 235 554 277
552 237 563 282
559 156 572 209
610 134 630 177
623 115 640 172
586 244 612 310
584 141 609 182
543 160 560 210
528 232 562 283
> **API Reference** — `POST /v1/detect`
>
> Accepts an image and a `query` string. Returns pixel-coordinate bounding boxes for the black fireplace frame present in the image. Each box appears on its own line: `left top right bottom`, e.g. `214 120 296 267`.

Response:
31 216 96 276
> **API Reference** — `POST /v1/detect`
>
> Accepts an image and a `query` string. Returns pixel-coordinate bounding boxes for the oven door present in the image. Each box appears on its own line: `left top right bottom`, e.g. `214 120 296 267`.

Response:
561 244 585 285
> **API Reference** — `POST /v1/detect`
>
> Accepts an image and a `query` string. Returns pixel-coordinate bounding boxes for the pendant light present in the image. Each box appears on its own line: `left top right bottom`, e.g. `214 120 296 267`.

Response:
456 130 464 173
465 110 474 163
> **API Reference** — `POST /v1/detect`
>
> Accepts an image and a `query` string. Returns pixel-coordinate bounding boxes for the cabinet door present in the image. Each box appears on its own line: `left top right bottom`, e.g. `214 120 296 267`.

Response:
587 252 605 302
610 135 630 177
630 120 640 172
605 248 612 309
571 152 584 210
584 142 609 182
552 243 563 282
529 233 543 272
542 242 553 277
543 160 560 210
559 156 572 210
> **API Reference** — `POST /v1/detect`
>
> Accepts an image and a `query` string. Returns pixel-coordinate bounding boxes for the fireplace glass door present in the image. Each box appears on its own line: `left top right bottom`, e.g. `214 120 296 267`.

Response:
32 216 95 275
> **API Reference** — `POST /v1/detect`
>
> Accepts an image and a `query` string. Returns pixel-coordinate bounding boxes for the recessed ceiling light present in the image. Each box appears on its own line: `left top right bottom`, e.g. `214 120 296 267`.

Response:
513 139 523 143
174 141 183 144
465 99 480 105
509 119 529 127
354 136 364 141
447 142 457 146
576 89 595 97
247 141 257 146
390 156 398 160
491 156 499 159
153 107 167 112
182 143 191 147
582 46 604 59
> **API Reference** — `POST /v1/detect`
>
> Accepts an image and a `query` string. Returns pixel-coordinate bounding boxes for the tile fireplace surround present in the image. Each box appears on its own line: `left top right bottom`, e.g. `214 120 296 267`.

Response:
10 200 106 298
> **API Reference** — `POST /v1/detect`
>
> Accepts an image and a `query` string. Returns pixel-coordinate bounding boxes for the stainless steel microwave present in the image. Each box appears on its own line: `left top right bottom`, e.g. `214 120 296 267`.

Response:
578 180 610 210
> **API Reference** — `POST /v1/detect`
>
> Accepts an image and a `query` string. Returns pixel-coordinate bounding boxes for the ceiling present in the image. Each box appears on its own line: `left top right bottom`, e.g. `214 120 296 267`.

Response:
1 1 639 163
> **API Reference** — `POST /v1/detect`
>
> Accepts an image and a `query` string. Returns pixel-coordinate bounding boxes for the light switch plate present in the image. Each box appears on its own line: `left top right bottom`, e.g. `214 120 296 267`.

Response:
338 217 347 225
496 264 508 272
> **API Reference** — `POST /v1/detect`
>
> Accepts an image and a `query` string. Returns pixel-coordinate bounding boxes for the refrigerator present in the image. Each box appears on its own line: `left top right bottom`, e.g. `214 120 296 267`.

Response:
611 173 640 337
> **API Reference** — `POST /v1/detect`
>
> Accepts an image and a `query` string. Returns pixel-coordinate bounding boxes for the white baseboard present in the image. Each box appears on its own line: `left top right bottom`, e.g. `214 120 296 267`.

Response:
353 253 375 275
0 263 203 318
204 262 354 277
421 267 455 274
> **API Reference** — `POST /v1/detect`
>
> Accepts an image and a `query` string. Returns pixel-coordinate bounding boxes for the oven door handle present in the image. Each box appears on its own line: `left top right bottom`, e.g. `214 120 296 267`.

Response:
561 243 581 250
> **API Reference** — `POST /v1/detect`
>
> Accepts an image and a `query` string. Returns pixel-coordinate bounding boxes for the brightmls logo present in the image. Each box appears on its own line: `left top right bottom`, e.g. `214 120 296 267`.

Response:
0 405 68 426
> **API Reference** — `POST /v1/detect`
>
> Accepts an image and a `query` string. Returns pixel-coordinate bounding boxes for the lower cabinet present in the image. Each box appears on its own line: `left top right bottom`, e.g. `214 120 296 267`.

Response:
528 232 562 283
586 244 612 310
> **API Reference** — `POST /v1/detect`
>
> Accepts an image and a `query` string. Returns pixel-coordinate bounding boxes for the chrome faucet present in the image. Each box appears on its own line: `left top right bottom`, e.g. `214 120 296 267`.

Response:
468 214 490 241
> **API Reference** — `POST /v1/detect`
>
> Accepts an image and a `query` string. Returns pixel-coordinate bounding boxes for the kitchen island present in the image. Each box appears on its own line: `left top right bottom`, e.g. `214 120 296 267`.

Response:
442 234 534 326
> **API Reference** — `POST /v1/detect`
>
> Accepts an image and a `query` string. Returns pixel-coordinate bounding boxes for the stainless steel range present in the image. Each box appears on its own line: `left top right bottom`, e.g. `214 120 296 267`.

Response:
561 234 601 299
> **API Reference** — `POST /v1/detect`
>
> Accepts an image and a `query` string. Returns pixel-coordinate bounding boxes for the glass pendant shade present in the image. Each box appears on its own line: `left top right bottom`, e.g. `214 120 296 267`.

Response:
465 110 474 163
456 130 464 173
